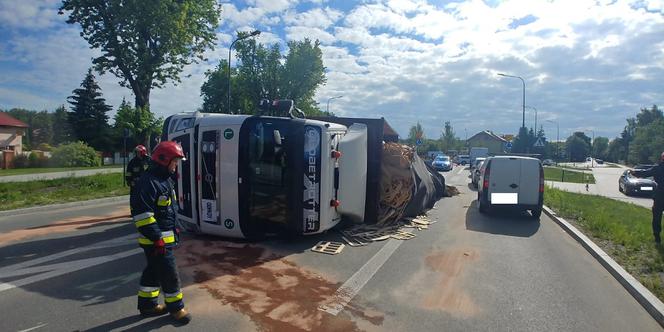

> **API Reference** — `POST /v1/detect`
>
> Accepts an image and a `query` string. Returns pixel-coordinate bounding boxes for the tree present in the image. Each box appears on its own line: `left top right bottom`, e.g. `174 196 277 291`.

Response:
591 136 609 160
636 105 663 127
67 68 112 151
566 132 591 162
511 127 531 153
59 0 220 110
440 121 456 152
280 39 326 114
407 122 424 146
113 98 162 148
200 60 232 113
30 111 53 147
630 119 664 164
52 105 73 145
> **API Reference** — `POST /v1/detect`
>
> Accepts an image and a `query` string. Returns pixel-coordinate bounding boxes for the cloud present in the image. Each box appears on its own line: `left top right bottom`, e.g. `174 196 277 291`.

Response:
0 0 62 30
283 7 343 29
285 26 336 44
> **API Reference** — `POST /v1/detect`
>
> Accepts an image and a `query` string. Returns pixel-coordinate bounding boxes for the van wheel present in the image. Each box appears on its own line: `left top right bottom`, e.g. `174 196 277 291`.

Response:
478 194 490 214
531 208 542 219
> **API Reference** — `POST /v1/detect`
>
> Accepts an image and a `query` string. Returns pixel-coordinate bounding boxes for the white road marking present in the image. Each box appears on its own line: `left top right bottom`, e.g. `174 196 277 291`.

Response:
319 239 403 315
17 323 47 332
0 234 140 293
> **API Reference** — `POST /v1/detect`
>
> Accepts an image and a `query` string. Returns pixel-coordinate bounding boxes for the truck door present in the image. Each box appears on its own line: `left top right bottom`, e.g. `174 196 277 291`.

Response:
168 117 198 230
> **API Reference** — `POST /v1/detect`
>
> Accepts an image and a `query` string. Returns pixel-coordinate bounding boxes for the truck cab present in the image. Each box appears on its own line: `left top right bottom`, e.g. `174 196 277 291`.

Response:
162 106 369 239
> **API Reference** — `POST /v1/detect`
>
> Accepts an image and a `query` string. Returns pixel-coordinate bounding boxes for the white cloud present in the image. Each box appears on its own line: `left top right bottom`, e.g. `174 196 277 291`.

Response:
285 26 336 44
0 0 62 30
283 7 343 29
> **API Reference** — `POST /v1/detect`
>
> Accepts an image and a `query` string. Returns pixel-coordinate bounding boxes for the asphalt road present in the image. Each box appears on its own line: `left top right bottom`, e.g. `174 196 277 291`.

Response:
0 165 660 331
0 168 123 183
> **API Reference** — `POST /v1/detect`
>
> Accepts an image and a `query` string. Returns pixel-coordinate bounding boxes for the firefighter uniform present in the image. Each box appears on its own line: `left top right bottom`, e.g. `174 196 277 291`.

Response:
632 157 664 244
131 164 185 312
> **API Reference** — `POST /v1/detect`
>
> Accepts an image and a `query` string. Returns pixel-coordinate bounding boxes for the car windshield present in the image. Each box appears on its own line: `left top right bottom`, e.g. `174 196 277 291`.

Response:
435 156 449 162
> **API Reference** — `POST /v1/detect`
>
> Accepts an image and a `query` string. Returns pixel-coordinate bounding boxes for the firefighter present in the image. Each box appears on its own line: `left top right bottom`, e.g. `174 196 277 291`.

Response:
630 152 664 244
126 145 149 195
131 141 191 324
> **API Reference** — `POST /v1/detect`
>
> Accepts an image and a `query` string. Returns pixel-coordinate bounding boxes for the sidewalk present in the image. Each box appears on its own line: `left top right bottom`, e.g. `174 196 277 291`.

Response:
0 167 123 183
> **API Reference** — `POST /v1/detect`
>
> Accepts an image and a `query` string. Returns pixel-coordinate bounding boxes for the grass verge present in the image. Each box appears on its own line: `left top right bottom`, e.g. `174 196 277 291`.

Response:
0 173 128 211
544 186 664 301
0 165 121 177
544 166 596 184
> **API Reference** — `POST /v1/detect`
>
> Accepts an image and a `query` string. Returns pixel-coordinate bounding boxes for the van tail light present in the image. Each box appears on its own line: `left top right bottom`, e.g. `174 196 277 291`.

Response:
539 165 545 193
483 162 490 190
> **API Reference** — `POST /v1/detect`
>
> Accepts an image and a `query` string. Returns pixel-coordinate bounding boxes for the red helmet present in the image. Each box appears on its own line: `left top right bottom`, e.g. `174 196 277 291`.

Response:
151 141 186 167
135 145 147 157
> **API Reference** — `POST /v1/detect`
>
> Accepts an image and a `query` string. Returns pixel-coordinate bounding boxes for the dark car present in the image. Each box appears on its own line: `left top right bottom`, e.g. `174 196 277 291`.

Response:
619 170 657 196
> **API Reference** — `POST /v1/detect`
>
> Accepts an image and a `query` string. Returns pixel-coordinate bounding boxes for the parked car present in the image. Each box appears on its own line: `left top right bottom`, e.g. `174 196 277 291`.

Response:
595 159 604 164
542 159 554 166
470 157 486 170
471 159 485 187
477 156 544 218
457 154 470 165
432 155 452 171
619 170 657 196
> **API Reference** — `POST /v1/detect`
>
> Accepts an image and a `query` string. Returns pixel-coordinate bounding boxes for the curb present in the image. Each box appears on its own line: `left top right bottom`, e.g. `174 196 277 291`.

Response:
543 205 664 328
0 195 129 218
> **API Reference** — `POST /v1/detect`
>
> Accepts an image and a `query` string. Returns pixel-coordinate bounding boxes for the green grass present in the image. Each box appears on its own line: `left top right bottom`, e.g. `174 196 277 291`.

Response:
544 166 595 184
544 186 664 301
0 173 128 211
0 165 121 177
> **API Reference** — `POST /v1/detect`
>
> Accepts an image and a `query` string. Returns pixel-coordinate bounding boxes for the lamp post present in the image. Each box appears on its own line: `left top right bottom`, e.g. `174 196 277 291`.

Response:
326 95 343 114
497 73 526 129
546 119 559 163
228 30 261 114
526 106 538 131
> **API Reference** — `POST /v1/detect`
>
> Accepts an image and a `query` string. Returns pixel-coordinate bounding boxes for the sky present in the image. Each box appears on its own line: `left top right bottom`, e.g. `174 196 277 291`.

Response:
1 0 663 141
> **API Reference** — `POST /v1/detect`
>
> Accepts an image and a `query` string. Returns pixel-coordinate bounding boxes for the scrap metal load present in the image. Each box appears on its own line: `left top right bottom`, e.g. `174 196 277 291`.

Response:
162 100 444 239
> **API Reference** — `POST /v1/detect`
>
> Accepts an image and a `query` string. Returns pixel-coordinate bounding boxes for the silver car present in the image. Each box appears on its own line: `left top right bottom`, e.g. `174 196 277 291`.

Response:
471 160 485 187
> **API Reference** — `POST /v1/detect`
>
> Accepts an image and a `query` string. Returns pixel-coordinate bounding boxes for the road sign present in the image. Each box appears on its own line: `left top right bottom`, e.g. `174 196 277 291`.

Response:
533 137 545 147
416 139 423 146
506 141 513 149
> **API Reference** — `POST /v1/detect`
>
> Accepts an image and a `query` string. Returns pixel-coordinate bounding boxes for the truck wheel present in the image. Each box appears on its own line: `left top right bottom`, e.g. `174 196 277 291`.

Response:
531 207 542 219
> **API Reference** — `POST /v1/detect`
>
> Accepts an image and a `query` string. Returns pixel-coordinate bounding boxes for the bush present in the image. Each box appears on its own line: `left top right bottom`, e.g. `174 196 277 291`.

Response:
13 154 29 168
50 141 101 167
36 143 53 151
28 152 49 168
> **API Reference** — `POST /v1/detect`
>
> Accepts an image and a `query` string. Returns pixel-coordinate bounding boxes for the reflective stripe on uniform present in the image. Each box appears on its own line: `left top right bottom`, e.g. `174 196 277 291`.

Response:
157 195 171 206
138 286 160 298
138 231 176 245
164 291 183 303
133 212 156 228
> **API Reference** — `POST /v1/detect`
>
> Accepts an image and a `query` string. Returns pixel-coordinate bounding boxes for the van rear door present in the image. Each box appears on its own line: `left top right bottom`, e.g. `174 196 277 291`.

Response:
518 158 541 205
489 157 521 204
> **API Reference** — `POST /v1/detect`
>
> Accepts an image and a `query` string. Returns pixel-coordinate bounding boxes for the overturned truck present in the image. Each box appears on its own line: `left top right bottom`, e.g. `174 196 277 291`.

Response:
162 100 444 239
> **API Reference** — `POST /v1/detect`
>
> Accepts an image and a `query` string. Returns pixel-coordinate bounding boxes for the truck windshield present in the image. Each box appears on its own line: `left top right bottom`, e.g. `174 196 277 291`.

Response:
246 120 290 226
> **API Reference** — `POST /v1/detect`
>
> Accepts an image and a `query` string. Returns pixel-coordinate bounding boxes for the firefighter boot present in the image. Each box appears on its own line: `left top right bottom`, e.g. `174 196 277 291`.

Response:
139 304 167 317
171 308 192 324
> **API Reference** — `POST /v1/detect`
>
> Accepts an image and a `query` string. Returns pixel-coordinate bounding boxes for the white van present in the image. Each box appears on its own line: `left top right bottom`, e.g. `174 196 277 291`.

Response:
477 156 544 218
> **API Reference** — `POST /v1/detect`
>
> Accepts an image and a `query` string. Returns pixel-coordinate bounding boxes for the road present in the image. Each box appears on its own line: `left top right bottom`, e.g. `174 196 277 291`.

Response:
547 164 654 209
0 168 123 183
0 166 660 331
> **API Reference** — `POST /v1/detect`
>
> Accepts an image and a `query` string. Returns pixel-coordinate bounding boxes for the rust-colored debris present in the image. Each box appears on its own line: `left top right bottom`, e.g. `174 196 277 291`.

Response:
0 209 130 246
339 214 435 247
176 238 384 332
421 249 479 317
445 185 460 197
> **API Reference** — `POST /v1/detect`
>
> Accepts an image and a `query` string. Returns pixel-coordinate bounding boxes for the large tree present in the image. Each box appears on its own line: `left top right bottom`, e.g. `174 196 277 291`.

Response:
407 122 424 146
67 68 112 151
591 136 609 160
201 36 327 115
59 0 220 110
566 132 591 162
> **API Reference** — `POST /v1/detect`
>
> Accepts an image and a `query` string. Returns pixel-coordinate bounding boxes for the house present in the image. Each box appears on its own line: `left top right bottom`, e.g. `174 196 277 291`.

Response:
467 130 509 155
0 112 28 153
0 112 28 169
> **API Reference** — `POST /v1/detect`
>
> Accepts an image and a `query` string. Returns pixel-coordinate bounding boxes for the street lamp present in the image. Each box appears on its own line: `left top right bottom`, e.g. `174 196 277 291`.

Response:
526 106 538 131
546 119 559 163
497 73 526 129
228 30 261 114
326 95 343 114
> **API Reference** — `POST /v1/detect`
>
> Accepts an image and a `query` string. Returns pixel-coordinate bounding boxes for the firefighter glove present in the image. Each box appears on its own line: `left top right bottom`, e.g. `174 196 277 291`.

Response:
153 238 166 256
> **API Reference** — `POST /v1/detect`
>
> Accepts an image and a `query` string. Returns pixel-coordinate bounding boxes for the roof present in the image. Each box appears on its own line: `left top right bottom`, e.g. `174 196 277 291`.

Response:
0 112 28 128
383 120 399 138
468 130 508 143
